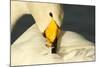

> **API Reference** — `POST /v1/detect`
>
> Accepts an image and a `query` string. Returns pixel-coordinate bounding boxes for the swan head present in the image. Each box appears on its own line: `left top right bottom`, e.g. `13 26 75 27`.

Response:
28 2 64 51
27 2 64 33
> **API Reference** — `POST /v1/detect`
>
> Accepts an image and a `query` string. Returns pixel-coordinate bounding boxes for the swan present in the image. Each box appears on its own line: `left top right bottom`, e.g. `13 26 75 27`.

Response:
11 1 95 66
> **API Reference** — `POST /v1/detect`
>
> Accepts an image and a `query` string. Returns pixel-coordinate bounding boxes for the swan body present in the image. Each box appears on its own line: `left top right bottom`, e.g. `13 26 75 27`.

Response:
11 1 95 66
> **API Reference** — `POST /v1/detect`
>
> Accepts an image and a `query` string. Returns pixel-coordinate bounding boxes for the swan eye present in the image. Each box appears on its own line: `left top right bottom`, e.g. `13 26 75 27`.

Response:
49 12 53 17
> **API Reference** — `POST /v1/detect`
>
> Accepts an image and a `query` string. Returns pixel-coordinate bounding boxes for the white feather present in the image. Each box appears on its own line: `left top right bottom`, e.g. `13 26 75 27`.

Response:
11 1 95 66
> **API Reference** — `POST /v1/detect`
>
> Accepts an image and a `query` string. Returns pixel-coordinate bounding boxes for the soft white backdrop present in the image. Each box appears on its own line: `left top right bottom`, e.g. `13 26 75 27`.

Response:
17 0 95 5
0 0 97 67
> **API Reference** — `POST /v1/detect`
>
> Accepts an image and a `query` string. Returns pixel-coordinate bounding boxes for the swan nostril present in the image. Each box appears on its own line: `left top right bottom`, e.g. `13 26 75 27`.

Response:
49 12 53 17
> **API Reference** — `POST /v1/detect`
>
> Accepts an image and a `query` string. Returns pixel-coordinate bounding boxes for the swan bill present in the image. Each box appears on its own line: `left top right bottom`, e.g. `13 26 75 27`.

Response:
43 17 60 53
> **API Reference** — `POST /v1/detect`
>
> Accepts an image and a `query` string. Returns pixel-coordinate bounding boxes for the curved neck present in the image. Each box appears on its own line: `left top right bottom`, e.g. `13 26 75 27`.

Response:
27 2 64 32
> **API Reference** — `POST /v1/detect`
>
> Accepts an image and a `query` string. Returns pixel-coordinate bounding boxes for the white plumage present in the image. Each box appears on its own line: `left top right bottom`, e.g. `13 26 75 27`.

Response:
11 1 95 66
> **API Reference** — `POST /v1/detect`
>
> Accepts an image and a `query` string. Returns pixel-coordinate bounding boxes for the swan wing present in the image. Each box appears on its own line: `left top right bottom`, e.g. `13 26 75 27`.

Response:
11 24 63 66
57 31 95 62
